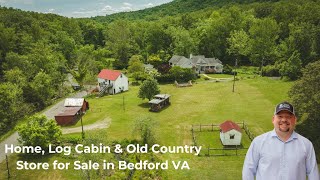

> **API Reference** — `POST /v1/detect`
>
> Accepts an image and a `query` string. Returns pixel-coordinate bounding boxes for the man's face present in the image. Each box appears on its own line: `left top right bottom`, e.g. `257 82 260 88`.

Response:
272 111 296 133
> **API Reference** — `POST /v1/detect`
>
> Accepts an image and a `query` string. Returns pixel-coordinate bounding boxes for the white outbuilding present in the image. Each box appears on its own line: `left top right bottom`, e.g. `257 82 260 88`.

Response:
97 69 129 95
219 120 242 146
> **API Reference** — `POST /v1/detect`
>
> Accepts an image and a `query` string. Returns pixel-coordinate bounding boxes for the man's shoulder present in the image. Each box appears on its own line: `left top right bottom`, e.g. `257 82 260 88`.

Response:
294 131 313 145
254 130 273 139
251 130 274 143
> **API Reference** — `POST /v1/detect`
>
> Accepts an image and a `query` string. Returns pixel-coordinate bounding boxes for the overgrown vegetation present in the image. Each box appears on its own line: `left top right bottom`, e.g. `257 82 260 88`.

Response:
289 60 320 161
17 114 62 150
1 0 320 135
1 0 320 178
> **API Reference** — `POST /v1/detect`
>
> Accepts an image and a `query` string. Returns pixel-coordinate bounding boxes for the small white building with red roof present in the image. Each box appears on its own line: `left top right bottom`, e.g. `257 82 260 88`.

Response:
97 69 128 95
219 120 242 146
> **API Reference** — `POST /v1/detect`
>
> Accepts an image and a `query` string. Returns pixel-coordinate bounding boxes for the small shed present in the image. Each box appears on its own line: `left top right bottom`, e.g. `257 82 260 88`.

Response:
219 120 242 146
148 94 171 112
55 107 82 125
54 98 89 125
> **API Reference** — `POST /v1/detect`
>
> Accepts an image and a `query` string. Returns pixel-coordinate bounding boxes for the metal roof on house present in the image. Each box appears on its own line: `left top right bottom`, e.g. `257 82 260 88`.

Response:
177 57 193 68
149 99 163 104
220 120 242 133
55 107 82 116
64 98 85 107
97 69 122 81
169 55 184 64
154 94 171 99
171 55 222 68
191 55 205 61
205 58 222 65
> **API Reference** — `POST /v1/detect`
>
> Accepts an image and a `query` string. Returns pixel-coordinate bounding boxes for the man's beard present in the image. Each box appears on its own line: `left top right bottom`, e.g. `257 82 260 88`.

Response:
279 127 290 132
279 121 290 132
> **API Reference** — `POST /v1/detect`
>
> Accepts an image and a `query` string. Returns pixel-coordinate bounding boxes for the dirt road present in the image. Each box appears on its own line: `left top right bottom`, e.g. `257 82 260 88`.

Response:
0 91 110 163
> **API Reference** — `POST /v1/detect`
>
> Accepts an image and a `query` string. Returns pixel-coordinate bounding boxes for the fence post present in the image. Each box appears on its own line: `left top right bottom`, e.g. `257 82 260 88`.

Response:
6 155 10 179
236 145 238 156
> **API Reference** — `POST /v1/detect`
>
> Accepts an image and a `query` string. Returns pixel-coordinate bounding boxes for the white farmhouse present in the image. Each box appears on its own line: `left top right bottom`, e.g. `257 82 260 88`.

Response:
97 69 129 95
219 120 242 146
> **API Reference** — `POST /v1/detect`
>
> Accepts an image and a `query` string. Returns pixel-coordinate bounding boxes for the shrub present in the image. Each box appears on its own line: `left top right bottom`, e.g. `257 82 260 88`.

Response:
262 65 280 77
204 68 216 74
17 114 62 151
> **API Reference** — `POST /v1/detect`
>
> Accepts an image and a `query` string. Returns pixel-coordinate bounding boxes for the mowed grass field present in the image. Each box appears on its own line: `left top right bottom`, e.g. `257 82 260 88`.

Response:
0 76 293 180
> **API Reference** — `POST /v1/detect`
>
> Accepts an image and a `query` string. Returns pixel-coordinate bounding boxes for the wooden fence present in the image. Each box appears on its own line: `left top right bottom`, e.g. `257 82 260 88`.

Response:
191 121 255 156
243 122 255 141
191 124 220 132
204 146 249 156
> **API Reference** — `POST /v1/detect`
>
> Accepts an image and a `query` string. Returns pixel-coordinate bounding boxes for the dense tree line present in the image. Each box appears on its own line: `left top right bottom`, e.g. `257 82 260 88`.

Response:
0 0 320 142
289 60 320 161
0 7 106 134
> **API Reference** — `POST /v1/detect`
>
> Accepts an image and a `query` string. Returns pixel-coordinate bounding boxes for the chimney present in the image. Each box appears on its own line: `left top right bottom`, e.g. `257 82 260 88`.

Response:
190 54 193 59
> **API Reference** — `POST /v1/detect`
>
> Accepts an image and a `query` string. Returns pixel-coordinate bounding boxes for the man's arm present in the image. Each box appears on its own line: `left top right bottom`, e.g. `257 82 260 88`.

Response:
306 143 319 180
242 139 259 180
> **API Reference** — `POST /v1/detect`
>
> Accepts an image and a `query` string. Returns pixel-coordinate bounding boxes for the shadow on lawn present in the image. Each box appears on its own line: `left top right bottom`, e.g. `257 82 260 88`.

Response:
138 102 149 108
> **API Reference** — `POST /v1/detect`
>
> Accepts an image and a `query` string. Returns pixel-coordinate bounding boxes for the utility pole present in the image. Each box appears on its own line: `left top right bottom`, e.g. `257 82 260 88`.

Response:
232 58 238 93
81 117 85 139
123 96 125 111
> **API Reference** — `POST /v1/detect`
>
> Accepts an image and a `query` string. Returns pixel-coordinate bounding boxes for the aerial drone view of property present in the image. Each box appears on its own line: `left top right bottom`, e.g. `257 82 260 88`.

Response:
0 0 319 179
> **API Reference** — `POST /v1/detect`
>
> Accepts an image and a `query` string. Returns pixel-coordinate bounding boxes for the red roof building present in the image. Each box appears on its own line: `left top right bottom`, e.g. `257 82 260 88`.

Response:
54 98 89 126
219 120 242 146
97 69 129 95
220 120 242 133
97 69 121 81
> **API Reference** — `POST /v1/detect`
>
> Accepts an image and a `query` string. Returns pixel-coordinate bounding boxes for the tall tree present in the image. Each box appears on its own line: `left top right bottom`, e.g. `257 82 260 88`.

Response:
169 26 197 57
248 18 279 75
0 83 30 135
145 23 172 55
138 78 160 101
128 55 144 74
289 60 320 160
227 29 250 63
79 20 104 48
17 114 62 150
105 20 133 64
68 45 96 87
287 22 319 66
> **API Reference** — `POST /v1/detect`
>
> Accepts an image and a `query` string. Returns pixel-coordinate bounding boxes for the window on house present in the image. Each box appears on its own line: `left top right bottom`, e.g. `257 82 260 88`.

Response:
230 134 235 139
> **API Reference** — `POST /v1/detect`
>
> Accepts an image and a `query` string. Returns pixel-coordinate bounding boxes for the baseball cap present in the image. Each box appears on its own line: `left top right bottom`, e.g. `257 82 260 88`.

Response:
274 101 295 116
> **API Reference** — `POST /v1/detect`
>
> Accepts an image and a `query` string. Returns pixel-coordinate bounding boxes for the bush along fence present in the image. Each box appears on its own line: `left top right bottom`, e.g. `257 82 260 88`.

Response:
191 121 255 156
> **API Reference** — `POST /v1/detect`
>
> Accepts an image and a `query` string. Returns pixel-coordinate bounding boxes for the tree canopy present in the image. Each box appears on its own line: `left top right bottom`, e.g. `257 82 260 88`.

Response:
138 78 160 101
1 0 320 140
17 114 62 150
289 60 320 160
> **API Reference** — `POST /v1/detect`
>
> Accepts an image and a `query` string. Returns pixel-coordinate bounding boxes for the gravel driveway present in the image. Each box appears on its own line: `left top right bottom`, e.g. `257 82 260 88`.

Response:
0 90 110 163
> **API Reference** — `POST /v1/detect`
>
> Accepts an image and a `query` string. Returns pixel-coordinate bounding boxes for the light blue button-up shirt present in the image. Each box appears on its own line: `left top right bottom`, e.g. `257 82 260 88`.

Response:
242 129 319 180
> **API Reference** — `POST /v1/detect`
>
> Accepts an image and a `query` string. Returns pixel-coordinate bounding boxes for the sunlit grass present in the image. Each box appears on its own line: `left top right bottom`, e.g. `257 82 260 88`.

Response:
0 77 293 179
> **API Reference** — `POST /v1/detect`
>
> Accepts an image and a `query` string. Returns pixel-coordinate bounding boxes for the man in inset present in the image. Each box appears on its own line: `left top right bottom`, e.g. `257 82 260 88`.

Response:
242 101 319 180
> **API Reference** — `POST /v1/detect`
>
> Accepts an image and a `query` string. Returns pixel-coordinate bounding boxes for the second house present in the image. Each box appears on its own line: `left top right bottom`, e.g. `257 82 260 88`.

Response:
97 69 129 95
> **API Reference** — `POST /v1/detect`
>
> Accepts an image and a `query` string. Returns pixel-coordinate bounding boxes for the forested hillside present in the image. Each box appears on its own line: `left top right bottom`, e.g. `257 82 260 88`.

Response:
1 0 320 158
92 0 281 22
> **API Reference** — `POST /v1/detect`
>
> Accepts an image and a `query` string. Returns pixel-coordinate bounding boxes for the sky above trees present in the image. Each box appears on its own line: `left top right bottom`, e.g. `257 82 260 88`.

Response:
0 0 173 18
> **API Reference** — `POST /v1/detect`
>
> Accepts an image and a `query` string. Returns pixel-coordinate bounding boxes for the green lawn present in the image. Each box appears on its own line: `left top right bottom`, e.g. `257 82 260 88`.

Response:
0 76 293 180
